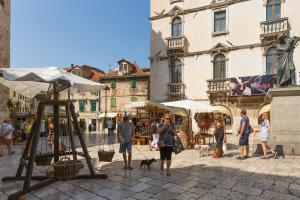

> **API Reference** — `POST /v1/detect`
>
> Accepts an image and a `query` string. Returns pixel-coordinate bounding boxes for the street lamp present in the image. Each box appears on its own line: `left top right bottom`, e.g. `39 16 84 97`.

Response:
104 85 110 132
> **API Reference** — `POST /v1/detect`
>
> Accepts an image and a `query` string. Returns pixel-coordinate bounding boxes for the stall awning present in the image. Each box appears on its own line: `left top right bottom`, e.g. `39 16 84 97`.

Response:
259 104 271 116
212 105 232 117
0 67 105 98
99 112 118 118
162 100 215 113
125 101 174 112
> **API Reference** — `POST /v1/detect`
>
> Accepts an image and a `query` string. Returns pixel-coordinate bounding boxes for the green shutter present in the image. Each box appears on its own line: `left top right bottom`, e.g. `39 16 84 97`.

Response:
131 80 136 88
131 97 138 102
111 98 116 107
79 101 85 112
111 80 116 89
90 100 96 112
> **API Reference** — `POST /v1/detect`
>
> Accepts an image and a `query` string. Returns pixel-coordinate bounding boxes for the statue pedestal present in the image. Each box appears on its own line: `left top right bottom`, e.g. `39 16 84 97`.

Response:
267 87 300 155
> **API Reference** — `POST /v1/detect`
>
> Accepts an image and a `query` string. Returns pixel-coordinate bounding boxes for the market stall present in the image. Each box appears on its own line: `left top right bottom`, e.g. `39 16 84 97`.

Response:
125 101 174 145
0 67 107 200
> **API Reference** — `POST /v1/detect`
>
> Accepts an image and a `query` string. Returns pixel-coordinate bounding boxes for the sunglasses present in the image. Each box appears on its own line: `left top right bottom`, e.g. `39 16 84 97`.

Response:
164 118 170 120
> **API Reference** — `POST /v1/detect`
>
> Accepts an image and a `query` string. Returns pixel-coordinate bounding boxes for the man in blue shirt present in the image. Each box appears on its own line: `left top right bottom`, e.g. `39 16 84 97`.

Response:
237 109 250 160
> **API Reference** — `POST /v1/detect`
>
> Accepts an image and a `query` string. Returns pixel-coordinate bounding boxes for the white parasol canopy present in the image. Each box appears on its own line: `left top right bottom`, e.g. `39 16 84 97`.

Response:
125 101 174 112
0 67 105 98
162 99 216 113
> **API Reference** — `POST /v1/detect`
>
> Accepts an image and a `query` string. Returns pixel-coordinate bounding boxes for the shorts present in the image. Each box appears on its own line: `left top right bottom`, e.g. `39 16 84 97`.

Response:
239 134 249 146
0 136 12 146
119 142 132 154
260 136 269 142
159 146 173 161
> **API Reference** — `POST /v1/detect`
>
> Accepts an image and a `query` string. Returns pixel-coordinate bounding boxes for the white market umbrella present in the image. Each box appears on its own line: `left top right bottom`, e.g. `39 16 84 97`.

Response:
162 99 216 113
0 67 105 98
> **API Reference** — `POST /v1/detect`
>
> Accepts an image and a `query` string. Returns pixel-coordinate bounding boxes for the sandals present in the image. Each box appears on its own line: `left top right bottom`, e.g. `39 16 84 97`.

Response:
273 150 278 158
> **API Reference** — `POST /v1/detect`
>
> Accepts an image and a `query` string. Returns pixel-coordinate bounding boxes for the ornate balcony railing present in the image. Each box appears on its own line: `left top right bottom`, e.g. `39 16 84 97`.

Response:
166 36 186 51
207 78 230 93
168 83 185 96
261 18 289 39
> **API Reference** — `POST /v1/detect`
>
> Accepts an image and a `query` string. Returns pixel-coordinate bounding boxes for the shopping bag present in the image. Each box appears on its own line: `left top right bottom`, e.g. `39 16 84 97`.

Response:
173 137 184 154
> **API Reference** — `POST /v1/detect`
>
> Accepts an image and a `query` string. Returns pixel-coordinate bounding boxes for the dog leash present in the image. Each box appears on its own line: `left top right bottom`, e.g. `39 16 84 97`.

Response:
134 144 150 160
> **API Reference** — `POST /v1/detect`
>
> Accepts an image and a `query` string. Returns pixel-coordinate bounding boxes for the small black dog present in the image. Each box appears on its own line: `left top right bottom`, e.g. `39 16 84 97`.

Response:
140 158 156 171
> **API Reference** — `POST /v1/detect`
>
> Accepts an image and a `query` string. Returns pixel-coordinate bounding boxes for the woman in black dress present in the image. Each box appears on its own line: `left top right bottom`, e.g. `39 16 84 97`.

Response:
213 116 226 158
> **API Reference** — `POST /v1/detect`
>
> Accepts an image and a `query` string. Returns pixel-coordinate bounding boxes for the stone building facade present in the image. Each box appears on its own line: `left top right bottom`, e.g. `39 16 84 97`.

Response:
0 0 10 122
150 0 300 131
65 65 106 132
99 59 150 130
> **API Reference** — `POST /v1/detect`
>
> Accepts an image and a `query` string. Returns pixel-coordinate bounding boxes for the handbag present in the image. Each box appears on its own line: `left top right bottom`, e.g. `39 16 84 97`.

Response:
173 137 184 154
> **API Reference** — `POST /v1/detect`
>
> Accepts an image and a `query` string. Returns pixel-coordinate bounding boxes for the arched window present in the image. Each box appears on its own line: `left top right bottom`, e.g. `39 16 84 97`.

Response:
172 17 182 37
171 59 182 83
266 0 281 20
213 54 226 79
266 48 278 75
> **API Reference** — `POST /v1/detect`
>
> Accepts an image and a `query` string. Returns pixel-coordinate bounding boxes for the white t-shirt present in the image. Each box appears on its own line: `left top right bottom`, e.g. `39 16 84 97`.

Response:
1 123 14 140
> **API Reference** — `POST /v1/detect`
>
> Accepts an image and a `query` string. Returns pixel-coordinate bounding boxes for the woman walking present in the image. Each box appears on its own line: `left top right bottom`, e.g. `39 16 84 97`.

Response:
260 113 277 159
157 114 176 176
213 116 226 159
0 120 15 156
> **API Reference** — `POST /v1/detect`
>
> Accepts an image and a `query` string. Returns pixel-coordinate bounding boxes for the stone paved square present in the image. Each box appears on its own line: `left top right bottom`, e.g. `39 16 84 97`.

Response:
0 134 299 200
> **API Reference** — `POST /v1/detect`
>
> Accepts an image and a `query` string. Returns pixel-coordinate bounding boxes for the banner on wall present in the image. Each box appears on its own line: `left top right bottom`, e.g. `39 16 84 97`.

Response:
229 74 277 96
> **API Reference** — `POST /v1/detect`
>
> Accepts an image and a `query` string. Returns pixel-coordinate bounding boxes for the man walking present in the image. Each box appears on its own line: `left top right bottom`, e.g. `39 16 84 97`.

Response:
117 116 135 170
106 119 113 136
237 109 251 160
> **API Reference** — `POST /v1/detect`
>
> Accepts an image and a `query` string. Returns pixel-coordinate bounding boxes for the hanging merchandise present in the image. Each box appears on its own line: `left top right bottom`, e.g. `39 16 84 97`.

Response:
52 157 84 181
98 132 115 162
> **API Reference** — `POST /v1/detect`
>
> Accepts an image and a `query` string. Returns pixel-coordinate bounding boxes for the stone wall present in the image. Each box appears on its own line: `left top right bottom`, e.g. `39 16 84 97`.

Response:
0 0 10 68
100 79 149 114
0 0 10 121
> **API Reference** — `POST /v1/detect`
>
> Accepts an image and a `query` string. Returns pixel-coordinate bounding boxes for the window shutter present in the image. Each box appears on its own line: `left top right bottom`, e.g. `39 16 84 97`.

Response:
90 101 96 112
111 98 116 107
111 80 116 89
131 80 137 88
79 101 85 112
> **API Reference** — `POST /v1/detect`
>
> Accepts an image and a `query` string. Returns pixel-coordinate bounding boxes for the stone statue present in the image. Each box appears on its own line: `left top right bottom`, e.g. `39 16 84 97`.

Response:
276 34 299 87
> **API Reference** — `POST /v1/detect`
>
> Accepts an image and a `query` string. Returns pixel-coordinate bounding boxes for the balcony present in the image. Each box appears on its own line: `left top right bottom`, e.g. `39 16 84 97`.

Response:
207 78 230 94
166 36 186 52
168 83 185 97
260 18 290 41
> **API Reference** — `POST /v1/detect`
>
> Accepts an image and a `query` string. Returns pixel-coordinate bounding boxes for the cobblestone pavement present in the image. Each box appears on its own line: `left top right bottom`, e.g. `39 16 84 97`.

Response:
0 134 300 200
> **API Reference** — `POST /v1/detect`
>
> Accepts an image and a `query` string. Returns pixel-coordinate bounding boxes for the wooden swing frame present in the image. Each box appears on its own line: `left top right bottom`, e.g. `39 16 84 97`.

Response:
1 81 107 200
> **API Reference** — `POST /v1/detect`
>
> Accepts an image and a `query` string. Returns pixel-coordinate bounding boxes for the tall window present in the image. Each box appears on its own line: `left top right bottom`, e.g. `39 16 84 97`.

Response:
266 48 278 75
214 11 226 33
171 59 182 83
79 101 85 112
172 17 182 37
111 80 116 89
213 54 226 79
90 100 97 112
111 98 116 108
130 80 137 88
267 0 281 20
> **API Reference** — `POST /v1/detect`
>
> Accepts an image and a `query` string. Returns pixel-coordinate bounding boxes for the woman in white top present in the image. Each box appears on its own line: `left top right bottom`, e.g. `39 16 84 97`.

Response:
0 119 15 156
260 113 277 159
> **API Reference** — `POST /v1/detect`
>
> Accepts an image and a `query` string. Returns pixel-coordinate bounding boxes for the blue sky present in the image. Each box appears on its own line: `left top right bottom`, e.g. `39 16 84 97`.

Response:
11 0 150 71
